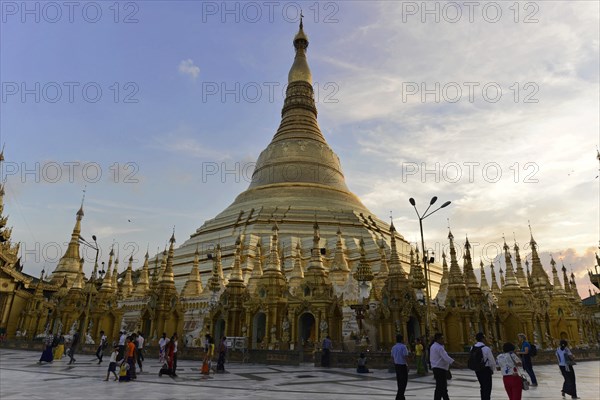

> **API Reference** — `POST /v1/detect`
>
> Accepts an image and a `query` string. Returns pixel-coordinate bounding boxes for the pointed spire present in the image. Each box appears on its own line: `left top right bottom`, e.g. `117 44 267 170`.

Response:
50 204 84 284
389 222 406 277
528 224 550 290
291 241 304 278
266 223 282 272
410 245 425 289
570 271 581 300
288 11 312 85
463 236 480 292
246 240 263 294
121 255 134 297
100 248 114 290
182 246 203 297
307 221 325 272
550 256 565 294
561 262 571 293
447 230 464 284
134 251 150 296
490 262 501 295
479 260 490 293
111 255 119 293
353 238 374 283
228 236 244 284
331 227 350 272
513 240 530 290
435 251 449 304
499 265 505 288
161 233 176 284
503 239 519 287
377 238 389 276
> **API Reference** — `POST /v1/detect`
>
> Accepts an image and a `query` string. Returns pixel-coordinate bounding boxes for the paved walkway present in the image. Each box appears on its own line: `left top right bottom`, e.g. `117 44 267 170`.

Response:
1 349 598 399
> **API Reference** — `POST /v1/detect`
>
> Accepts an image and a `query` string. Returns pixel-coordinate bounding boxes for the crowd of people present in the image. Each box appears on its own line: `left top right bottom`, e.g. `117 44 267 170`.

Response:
37 330 229 381
36 329 582 399
388 332 580 400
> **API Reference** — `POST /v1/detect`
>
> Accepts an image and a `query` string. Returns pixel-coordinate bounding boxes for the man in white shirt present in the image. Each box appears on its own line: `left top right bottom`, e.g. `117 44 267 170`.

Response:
390 334 410 400
430 333 454 400
136 331 145 372
118 331 126 360
471 332 495 400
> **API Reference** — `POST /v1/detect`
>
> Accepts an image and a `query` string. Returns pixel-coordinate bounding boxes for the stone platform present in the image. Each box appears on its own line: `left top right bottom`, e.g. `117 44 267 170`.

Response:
1 349 599 399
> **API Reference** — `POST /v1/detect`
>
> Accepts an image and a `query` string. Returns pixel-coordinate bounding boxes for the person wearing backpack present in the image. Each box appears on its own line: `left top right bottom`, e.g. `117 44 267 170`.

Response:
516 333 538 386
469 332 495 400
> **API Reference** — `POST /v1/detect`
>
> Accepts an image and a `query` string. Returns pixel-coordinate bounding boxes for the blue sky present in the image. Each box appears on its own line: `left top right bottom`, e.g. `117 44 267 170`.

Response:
1 1 599 296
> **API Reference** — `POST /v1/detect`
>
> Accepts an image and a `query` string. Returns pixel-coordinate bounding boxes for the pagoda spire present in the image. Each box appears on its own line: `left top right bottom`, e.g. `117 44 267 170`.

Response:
447 230 463 284
50 205 84 284
570 271 581 300
161 233 176 284
291 241 304 279
490 261 501 296
307 221 325 272
227 236 244 284
411 246 425 290
528 224 550 291
479 260 490 293
389 222 406 277
463 236 480 294
266 223 283 272
499 266 505 288
121 255 134 297
182 246 203 297
331 227 350 272
134 251 150 296
378 238 390 276
100 247 114 291
513 240 530 291
246 240 263 294
435 251 449 304
111 255 119 294
561 262 571 294
550 256 565 294
503 239 519 287
353 239 374 296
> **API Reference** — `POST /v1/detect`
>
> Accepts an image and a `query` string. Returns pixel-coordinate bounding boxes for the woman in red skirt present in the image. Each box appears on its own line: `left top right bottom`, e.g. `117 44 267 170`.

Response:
496 342 523 400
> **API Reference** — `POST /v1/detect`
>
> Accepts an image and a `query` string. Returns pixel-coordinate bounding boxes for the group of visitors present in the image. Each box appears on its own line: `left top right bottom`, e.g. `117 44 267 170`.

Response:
389 331 580 400
37 331 78 365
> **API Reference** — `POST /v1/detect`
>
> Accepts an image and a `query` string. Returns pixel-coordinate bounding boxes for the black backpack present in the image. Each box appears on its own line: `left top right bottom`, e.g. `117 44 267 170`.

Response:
529 343 537 357
468 345 486 372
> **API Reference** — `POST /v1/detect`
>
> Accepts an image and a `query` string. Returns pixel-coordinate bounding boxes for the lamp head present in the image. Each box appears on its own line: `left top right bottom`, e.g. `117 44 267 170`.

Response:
409 198 416 206
92 235 97 241
441 201 451 208
429 196 438 205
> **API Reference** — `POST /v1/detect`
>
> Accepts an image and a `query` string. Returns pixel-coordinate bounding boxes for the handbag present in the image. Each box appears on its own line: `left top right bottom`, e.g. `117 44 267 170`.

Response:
520 375 530 390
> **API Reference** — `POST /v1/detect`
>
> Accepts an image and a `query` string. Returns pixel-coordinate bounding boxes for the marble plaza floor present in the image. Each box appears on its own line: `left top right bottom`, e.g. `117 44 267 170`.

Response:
0 349 598 400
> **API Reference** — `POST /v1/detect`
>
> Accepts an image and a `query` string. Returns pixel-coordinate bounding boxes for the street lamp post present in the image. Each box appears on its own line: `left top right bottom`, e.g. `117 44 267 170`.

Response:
408 197 451 339
79 234 99 339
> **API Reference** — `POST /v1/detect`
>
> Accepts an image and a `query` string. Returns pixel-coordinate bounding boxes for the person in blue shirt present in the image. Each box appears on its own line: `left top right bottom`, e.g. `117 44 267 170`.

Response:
391 334 410 400
516 333 538 386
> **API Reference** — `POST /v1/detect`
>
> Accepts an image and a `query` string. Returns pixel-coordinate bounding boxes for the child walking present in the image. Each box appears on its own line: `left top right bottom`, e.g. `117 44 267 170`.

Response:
104 345 119 381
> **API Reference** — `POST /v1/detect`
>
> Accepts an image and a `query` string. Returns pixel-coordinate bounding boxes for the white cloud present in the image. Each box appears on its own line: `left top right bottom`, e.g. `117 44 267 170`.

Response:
178 59 200 81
